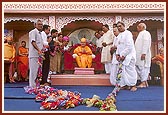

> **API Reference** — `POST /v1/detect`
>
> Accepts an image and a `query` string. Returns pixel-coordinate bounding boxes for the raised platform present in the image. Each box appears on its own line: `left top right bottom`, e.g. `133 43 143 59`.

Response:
51 74 111 86
74 67 94 75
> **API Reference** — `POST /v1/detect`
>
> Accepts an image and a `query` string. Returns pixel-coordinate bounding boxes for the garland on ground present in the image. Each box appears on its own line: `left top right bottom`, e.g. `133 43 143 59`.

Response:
24 50 122 111
24 85 117 111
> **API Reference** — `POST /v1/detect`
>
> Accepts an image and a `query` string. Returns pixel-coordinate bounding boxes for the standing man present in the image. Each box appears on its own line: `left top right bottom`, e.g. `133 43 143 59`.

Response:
101 24 114 74
135 23 151 88
41 24 51 85
114 21 137 91
49 29 59 74
110 26 121 85
4 36 16 83
29 20 43 87
95 31 103 49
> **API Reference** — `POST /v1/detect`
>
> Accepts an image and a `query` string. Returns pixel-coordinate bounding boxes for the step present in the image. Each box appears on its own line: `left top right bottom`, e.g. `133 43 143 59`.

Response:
74 67 95 75
74 67 94 71
74 71 94 75
51 74 111 86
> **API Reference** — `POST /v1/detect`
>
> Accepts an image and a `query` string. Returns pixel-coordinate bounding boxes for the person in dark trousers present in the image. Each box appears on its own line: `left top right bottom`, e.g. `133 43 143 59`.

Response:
41 24 51 86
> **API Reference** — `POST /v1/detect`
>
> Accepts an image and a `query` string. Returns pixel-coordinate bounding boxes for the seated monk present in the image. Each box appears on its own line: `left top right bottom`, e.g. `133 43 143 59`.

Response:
73 38 94 68
151 47 164 86
4 36 16 83
152 47 164 64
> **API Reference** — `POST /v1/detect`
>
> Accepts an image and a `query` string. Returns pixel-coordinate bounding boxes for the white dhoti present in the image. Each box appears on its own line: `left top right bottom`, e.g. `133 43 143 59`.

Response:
111 59 137 87
136 65 150 82
29 57 39 87
105 62 112 74
110 64 118 85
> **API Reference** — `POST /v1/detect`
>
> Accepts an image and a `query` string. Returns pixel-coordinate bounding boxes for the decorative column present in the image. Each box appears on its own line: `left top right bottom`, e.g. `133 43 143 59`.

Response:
157 28 164 51
48 16 56 30
115 16 122 23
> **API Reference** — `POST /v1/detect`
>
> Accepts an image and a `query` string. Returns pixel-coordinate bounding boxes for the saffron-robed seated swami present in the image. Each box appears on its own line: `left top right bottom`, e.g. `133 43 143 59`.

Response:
73 38 95 68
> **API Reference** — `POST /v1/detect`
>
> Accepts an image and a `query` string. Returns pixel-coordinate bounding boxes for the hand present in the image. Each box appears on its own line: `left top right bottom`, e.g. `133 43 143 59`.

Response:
102 42 107 47
10 58 15 62
44 45 49 48
82 49 86 53
110 46 117 55
141 54 146 60
38 50 42 54
120 56 125 61
116 54 120 61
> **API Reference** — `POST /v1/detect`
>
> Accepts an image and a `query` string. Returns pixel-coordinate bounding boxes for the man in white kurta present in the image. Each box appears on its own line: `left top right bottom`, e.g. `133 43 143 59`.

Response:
101 24 114 74
110 27 121 85
29 20 43 87
95 32 103 48
113 22 137 91
135 23 151 88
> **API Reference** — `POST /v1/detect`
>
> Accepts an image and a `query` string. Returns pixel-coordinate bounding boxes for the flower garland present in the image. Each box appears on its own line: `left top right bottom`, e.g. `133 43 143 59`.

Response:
108 61 123 97
82 95 117 111
24 85 117 111
24 85 82 110
35 53 45 87
24 48 118 111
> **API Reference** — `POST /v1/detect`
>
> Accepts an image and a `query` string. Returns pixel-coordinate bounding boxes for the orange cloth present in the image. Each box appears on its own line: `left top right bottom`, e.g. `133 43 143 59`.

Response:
4 43 16 81
153 55 164 64
74 45 93 68
18 46 29 78
4 43 16 62
18 46 29 66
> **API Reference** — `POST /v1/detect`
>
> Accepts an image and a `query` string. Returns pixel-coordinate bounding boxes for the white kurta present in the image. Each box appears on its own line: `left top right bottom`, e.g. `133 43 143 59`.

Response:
135 30 151 67
112 34 121 64
96 36 103 48
111 30 137 87
41 31 48 46
101 30 114 63
110 34 120 85
135 30 151 82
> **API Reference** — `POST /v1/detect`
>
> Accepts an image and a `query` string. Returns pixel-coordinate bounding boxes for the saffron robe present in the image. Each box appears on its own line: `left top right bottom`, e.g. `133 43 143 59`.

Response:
74 45 93 68
18 46 29 78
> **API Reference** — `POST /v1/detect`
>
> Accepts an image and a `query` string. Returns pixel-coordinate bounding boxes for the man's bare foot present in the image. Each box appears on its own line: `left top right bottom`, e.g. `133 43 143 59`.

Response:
130 86 137 92
137 81 148 88
43 82 50 86
121 85 131 90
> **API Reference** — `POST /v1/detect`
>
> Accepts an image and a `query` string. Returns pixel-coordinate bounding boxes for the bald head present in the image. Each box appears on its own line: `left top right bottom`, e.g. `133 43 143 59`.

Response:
137 23 146 32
